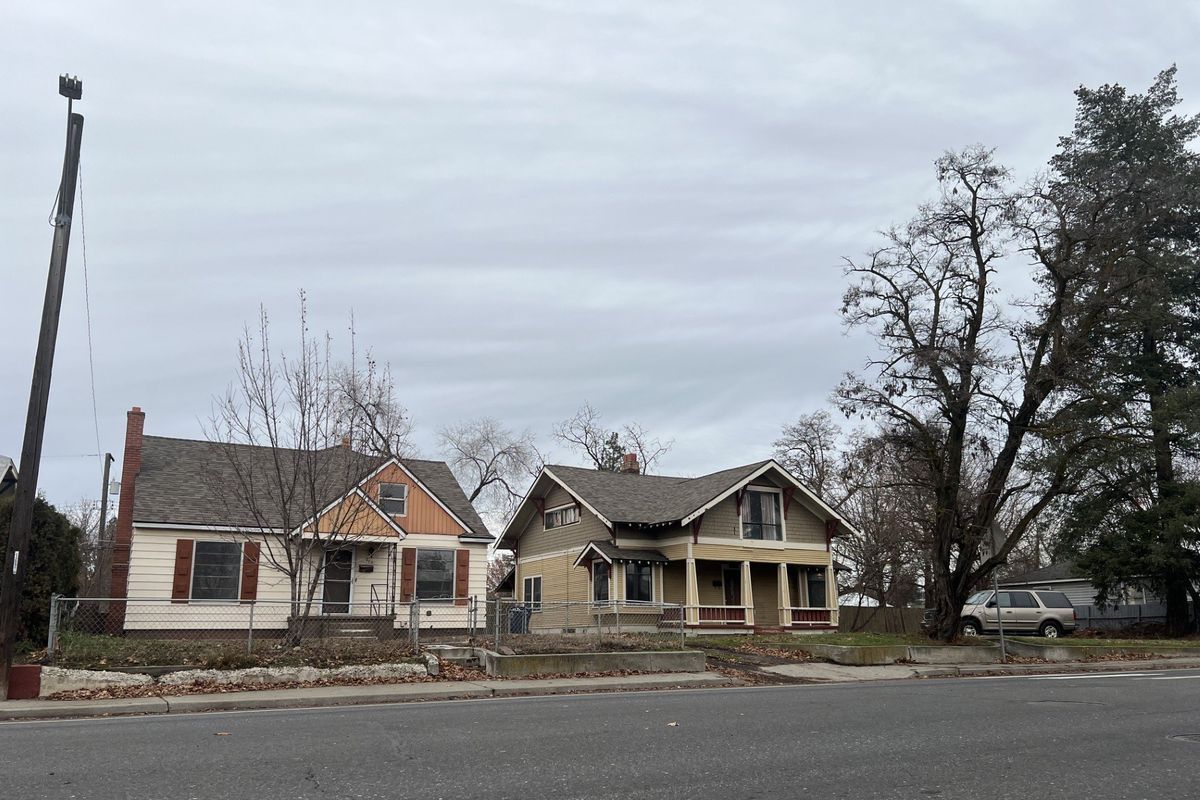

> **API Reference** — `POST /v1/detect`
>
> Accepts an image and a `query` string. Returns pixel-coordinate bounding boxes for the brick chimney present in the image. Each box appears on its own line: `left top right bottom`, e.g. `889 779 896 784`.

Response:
108 406 145 630
620 453 640 474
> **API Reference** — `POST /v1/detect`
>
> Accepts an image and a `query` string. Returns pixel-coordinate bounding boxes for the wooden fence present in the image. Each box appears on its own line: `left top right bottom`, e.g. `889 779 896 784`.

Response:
838 605 926 634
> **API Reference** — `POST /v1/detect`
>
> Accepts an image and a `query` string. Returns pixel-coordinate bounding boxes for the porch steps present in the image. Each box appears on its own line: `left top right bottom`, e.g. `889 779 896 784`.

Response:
300 615 397 641
425 645 482 668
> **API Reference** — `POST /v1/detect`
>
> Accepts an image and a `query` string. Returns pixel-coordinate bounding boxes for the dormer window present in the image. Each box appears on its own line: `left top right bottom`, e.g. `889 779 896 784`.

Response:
379 483 408 517
545 504 580 530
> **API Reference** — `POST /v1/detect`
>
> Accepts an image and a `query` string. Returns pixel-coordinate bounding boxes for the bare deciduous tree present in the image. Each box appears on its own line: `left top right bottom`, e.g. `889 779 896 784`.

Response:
838 146 1123 640
553 403 673 473
439 417 541 531
65 498 113 598
204 295 413 643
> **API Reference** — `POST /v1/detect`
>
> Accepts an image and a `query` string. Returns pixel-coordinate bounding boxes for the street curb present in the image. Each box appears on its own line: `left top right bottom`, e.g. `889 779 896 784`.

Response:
916 656 1200 679
0 673 737 721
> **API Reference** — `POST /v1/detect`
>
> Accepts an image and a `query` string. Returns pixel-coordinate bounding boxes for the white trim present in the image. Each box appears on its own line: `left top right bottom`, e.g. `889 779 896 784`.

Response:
188 539 245 603
391 461 476 536
999 578 1085 587
574 541 613 568
378 481 409 518
515 545 591 564
739 485 787 543
522 574 543 611
458 537 497 544
591 559 611 605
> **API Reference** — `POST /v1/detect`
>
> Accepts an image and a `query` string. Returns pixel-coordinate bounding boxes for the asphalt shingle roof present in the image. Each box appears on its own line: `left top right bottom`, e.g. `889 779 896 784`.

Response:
585 540 669 563
545 461 772 524
133 436 490 539
1000 561 1082 585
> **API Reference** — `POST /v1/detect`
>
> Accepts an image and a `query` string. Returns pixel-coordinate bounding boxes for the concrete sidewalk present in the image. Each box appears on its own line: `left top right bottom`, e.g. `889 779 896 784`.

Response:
0 672 737 721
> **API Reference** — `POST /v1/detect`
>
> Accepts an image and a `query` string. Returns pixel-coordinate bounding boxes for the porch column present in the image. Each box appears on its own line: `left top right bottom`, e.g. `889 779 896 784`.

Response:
778 563 791 627
741 561 754 627
685 558 699 625
826 565 838 627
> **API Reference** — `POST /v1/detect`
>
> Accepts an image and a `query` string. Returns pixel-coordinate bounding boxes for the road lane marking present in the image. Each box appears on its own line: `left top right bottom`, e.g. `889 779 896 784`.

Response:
1141 675 1200 681
1033 673 1151 680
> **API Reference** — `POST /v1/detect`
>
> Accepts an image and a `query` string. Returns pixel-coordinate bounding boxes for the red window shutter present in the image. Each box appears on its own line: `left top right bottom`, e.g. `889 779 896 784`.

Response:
455 549 470 606
240 542 261 602
171 539 194 603
400 547 416 600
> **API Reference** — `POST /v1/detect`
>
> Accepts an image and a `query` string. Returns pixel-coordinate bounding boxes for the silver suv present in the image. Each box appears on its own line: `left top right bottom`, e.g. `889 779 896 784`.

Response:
959 589 1077 638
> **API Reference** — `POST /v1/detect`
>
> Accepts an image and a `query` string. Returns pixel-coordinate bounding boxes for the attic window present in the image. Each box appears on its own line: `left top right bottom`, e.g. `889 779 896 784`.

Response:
545 504 580 530
379 483 408 517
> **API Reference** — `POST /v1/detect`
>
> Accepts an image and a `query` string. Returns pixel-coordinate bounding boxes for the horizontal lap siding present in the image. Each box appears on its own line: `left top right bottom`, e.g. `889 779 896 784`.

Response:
518 485 609 558
126 527 296 630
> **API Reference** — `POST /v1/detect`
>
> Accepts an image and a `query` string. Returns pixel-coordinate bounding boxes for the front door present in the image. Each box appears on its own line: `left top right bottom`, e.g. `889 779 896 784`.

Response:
322 549 353 614
722 565 742 606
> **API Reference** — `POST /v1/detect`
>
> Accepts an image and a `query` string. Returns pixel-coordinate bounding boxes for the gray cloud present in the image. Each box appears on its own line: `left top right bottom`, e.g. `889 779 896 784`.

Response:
2 1 1197 508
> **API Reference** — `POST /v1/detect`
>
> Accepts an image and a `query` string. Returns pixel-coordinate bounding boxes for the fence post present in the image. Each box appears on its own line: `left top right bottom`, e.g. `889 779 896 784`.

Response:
494 598 501 651
47 593 61 655
679 604 685 649
410 600 420 649
615 603 621 636
247 601 256 655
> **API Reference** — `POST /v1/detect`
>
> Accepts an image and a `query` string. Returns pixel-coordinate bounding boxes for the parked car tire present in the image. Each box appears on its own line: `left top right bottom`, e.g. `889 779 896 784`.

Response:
960 619 981 637
1039 620 1064 638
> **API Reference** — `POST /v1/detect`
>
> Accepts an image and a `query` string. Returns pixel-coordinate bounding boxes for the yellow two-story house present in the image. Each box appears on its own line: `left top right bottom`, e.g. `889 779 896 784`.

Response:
499 454 854 632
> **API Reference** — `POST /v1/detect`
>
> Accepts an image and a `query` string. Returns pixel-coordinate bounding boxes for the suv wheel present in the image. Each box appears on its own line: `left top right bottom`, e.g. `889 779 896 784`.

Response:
960 619 981 637
1039 620 1063 639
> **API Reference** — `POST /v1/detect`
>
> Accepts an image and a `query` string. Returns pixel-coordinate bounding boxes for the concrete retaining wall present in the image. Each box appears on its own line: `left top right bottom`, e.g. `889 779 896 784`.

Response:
480 649 706 677
1003 640 1196 662
783 643 1000 666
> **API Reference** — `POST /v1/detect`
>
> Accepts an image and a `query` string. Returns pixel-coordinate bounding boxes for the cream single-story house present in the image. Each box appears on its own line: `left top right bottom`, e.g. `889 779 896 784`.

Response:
108 407 492 636
499 454 856 633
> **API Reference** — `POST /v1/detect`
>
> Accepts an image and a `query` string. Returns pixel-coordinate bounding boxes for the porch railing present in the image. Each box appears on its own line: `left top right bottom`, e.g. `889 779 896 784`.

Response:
693 605 747 624
788 607 832 625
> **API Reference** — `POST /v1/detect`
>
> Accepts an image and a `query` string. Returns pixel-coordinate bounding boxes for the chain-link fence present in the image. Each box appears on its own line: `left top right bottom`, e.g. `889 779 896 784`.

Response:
45 595 487 668
44 595 686 668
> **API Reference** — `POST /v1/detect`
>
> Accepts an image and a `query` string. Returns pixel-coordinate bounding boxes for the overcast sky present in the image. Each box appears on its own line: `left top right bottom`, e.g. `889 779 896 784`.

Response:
3 2 1198 513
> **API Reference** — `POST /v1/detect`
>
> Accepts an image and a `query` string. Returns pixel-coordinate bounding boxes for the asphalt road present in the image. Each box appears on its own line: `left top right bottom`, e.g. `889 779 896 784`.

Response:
5 669 1200 800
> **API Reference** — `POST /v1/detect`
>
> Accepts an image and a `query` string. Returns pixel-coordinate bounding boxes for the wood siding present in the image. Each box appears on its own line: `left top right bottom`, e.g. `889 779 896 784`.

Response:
516 484 610 558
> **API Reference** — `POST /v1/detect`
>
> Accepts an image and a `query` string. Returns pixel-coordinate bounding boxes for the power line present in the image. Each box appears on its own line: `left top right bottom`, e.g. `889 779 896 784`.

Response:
77 160 102 463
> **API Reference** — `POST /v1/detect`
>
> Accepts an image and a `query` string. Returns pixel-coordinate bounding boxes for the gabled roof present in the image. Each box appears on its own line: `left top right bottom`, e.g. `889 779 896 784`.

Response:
573 540 669 567
132 436 491 540
544 462 769 525
1000 561 1083 586
501 458 857 546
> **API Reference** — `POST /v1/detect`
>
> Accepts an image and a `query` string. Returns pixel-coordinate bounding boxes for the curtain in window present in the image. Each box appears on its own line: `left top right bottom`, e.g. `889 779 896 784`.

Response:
415 549 455 599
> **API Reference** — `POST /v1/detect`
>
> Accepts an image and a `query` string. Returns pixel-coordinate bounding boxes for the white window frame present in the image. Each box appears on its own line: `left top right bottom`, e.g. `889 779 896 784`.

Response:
739 486 787 542
189 539 244 603
379 482 409 517
591 559 611 605
414 548 456 602
544 503 581 530
623 561 655 604
523 575 543 612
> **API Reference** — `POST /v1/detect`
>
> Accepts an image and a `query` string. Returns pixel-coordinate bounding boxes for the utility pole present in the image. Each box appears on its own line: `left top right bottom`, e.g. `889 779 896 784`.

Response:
97 452 114 596
0 76 84 700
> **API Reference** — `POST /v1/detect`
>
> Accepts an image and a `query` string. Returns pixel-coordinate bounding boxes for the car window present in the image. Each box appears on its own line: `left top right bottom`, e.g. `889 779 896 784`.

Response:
1037 591 1073 608
966 591 992 605
995 592 1013 607
1010 591 1038 608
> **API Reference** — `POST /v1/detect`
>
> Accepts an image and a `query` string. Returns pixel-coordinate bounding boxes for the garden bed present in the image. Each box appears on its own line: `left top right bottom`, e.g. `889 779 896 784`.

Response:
39 632 420 671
